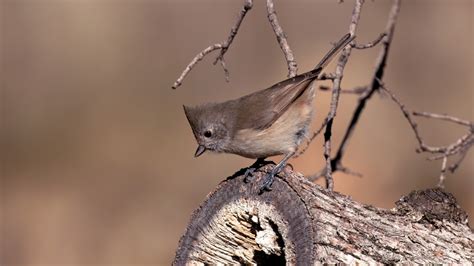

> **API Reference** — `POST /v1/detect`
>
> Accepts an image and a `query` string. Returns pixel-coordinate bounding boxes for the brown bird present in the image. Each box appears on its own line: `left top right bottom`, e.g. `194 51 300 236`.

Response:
184 33 354 192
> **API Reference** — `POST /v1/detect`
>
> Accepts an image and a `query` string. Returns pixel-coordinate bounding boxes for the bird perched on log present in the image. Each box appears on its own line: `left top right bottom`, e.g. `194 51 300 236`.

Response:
184 33 354 192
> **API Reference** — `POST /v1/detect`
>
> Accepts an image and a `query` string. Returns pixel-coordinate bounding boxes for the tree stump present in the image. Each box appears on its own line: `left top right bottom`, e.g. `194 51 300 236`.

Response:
173 164 473 265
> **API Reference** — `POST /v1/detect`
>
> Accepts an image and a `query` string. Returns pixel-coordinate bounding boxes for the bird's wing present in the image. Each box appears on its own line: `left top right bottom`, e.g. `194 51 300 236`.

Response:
235 69 319 131
235 33 354 131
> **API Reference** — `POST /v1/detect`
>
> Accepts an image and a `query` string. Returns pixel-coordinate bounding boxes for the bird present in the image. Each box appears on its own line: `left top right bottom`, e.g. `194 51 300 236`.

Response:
183 33 354 192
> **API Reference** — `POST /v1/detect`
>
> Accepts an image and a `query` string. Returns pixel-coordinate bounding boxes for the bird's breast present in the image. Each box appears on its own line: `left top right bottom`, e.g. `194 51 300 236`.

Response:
226 100 314 158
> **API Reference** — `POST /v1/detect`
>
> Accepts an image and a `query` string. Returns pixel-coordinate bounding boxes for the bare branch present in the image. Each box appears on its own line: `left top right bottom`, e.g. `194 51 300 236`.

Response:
266 0 298 77
217 57 230 82
352 32 386 49
413 111 472 127
214 0 253 66
316 0 364 190
294 118 328 158
426 133 473 159
172 44 223 89
318 84 368 94
379 81 473 187
172 0 253 89
307 0 401 184
379 81 425 147
449 148 470 173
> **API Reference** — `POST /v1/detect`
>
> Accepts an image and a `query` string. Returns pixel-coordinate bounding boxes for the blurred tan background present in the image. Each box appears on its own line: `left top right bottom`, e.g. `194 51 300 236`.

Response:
1 0 472 265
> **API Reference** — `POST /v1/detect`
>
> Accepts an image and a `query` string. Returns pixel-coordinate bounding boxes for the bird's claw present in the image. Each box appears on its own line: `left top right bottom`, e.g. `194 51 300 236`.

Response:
243 159 274 183
244 167 257 183
259 173 275 193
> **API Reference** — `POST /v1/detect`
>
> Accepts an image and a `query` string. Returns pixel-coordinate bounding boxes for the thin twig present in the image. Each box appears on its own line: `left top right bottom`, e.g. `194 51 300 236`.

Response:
426 134 473 159
297 84 369 157
266 0 298 77
381 81 473 158
294 119 328 158
295 84 370 158
308 0 401 184
413 111 472 127
352 32 386 49
172 0 253 89
438 156 448 188
379 81 473 187
379 82 429 152
308 0 364 190
449 148 470 173
172 44 223 89
317 85 368 94
213 0 254 80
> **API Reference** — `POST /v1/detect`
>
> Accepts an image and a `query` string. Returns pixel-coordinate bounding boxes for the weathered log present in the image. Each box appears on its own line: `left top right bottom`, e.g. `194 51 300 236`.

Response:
173 164 473 264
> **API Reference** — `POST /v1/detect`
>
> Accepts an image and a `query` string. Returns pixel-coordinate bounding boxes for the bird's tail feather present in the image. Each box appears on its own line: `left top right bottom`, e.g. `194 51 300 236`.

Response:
309 33 355 77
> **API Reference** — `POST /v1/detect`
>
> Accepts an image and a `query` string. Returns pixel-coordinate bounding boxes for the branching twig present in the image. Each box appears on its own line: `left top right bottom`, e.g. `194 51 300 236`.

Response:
172 44 224 89
307 0 401 186
306 0 364 189
379 81 473 187
413 111 472 127
352 32 386 49
172 0 253 89
266 0 298 77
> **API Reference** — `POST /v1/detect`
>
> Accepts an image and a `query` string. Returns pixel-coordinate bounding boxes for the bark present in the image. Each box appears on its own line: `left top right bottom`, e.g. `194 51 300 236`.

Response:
173 164 473 265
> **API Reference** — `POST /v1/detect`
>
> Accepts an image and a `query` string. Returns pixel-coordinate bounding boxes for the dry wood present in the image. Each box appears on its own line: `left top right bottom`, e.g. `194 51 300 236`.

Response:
174 165 472 265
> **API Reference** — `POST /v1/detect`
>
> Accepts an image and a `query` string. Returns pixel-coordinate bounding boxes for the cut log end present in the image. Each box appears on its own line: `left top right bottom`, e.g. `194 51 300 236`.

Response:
173 165 314 265
174 164 473 265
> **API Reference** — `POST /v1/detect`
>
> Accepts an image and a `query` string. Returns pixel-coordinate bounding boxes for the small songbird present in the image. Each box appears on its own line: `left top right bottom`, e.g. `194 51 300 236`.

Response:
183 33 354 192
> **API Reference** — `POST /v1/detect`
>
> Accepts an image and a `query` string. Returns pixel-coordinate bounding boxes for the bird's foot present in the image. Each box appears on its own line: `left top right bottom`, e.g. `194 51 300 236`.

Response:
259 172 275 193
243 167 257 183
243 159 274 183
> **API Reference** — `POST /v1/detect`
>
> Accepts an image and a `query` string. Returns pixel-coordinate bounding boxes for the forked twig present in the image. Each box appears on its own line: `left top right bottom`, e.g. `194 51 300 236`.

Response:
306 0 401 188
303 0 365 189
379 80 473 188
172 0 253 89
172 0 300 89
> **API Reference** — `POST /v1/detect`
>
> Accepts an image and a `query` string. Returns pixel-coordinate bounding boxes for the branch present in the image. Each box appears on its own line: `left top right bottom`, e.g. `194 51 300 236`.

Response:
171 0 253 89
307 0 364 189
352 32 386 49
307 0 401 185
266 0 298 77
413 111 472 127
379 81 473 188
317 84 369 94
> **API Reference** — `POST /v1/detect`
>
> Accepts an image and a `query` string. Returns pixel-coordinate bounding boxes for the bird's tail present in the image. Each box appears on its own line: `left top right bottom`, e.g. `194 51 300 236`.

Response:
309 33 355 77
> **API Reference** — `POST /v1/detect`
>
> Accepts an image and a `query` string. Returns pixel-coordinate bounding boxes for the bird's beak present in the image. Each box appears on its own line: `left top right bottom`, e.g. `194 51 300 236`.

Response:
194 145 206 157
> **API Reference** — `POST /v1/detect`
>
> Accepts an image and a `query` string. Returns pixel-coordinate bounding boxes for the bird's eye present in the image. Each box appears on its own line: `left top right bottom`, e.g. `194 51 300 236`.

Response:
204 130 212 138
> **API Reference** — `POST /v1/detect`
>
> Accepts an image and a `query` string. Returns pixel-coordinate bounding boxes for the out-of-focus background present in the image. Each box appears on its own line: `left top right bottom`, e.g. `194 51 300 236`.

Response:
1 0 472 265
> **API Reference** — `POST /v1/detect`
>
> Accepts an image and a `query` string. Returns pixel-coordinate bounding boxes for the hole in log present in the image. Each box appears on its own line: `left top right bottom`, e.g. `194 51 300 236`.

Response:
252 219 286 265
